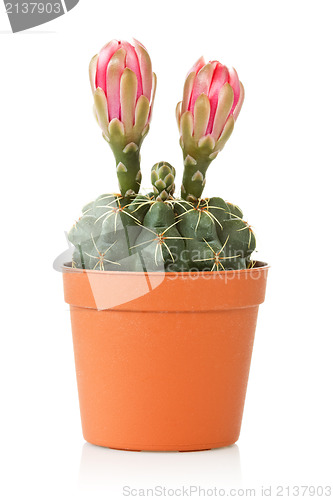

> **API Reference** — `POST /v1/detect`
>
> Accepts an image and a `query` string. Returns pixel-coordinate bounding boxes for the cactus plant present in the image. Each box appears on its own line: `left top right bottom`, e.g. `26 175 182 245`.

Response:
68 39 256 272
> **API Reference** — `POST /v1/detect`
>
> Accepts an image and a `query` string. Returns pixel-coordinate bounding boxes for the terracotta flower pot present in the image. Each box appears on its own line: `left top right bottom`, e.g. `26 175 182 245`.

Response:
62 262 269 452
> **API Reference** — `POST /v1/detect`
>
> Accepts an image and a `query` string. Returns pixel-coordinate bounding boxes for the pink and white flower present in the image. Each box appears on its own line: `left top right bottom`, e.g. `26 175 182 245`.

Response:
90 39 156 141
176 57 244 158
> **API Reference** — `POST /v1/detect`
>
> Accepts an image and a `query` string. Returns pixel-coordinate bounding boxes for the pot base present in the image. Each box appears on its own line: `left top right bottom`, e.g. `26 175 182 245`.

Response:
88 440 237 452
83 430 239 453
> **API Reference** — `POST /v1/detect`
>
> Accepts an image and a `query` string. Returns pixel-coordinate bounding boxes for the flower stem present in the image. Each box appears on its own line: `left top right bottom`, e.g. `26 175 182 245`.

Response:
181 157 212 202
111 145 142 197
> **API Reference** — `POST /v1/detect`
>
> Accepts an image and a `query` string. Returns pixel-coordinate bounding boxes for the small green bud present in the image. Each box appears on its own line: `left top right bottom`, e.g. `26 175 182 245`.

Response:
151 162 176 201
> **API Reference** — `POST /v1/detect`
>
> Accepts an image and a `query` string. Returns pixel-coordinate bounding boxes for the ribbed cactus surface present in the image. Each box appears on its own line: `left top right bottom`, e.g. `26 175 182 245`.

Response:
68 166 256 272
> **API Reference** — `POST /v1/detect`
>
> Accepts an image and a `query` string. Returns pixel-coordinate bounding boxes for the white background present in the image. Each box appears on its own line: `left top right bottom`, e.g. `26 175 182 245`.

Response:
1 0 333 498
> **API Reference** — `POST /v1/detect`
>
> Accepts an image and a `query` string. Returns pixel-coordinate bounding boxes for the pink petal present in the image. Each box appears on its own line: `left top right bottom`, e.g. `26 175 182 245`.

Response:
228 67 241 114
209 60 219 71
189 63 215 113
106 48 126 121
121 40 143 100
187 56 205 77
96 39 120 93
133 39 153 101
133 37 147 50
233 81 245 121
206 63 229 134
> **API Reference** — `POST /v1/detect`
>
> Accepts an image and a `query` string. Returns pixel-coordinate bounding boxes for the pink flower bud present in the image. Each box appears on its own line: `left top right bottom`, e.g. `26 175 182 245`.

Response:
179 57 244 141
90 39 156 128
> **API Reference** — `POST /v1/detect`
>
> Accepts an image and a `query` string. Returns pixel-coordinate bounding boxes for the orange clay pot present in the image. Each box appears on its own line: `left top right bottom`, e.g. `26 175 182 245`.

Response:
62 262 269 451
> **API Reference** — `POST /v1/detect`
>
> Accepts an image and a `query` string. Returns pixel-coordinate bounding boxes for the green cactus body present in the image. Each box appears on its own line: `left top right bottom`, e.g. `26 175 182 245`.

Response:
176 204 222 271
68 214 100 247
69 189 256 272
227 202 243 219
133 201 187 272
68 193 153 270
220 218 256 259
72 247 84 269
100 195 149 248
68 213 103 269
207 197 231 223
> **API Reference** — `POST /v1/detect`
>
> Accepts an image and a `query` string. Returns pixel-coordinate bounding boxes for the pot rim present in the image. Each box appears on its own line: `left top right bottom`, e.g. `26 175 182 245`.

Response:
62 260 269 311
61 260 269 277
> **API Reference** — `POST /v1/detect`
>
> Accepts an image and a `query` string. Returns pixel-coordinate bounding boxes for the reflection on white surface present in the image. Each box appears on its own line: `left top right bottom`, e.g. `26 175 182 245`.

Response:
78 442 242 495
